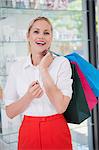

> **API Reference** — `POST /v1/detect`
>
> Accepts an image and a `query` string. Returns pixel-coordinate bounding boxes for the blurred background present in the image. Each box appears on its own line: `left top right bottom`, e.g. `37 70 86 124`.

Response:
0 0 99 150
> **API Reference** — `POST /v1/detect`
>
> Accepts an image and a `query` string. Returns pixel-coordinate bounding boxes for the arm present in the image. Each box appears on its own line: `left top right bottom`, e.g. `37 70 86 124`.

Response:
5 81 43 119
4 63 43 119
39 53 73 114
6 92 32 119
40 68 71 114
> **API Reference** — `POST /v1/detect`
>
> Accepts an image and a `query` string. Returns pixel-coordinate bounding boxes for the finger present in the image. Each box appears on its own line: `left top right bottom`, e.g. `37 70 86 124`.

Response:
46 52 51 56
42 50 48 56
30 85 41 93
47 52 54 58
29 81 38 88
42 52 50 57
33 89 43 98
35 90 44 98
32 88 43 97
32 80 39 86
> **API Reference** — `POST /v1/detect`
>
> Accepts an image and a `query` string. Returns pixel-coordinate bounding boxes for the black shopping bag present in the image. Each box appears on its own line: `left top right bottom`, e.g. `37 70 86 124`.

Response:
63 63 91 124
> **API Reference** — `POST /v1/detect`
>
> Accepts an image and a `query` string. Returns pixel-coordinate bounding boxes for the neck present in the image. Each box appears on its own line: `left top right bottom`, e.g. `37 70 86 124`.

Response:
31 53 43 66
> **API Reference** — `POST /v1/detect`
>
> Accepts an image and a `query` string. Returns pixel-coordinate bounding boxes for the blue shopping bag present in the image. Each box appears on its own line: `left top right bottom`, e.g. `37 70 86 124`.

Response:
65 52 99 97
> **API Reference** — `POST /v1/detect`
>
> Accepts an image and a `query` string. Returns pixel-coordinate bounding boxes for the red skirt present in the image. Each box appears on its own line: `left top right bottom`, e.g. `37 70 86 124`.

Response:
18 114 72 150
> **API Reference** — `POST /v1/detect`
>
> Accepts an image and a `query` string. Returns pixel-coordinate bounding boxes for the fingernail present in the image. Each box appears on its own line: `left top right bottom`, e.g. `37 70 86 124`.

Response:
36 80 39 84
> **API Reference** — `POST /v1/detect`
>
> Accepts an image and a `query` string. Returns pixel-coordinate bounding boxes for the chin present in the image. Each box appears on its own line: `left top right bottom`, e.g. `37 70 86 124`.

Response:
40 48 48 52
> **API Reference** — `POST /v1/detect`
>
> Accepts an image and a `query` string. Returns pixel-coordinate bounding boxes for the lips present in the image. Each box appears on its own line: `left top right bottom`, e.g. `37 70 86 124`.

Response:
35 40 46 46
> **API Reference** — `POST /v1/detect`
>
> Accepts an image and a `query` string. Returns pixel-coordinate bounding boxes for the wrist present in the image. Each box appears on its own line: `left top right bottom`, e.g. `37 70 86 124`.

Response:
24 92 33 102
39 66 48 72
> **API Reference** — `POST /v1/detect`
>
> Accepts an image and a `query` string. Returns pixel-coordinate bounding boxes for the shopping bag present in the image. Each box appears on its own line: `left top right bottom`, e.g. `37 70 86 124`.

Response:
71 61 98 110
64 63 91 124
65 52 99 97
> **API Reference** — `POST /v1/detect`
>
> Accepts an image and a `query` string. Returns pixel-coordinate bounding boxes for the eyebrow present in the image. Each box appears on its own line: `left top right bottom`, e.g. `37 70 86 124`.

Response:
44 29 50 32
33 28 39 30
33 28 50 31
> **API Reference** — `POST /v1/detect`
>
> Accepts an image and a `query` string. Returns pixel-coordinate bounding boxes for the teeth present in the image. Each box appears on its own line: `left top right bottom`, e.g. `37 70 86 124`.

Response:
36 41 46 45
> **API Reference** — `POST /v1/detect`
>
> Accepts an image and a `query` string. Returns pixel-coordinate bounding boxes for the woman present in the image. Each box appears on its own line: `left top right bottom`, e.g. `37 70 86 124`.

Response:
4 16 73 150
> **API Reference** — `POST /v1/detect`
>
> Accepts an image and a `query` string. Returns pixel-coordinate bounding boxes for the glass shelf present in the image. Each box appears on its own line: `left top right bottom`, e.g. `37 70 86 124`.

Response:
0 0 87 11
0 39 91 43
0 128 18 144
0 41 88 57
0 7 88 19
0 7 88 12
0 74 8 77
0 74 8 76
0 6 87 48
0 101 5 109
0 101 22 145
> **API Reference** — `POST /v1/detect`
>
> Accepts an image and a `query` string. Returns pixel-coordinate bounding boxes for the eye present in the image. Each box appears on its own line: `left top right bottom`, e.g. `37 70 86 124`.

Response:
44 32 50 35
33 30 39 34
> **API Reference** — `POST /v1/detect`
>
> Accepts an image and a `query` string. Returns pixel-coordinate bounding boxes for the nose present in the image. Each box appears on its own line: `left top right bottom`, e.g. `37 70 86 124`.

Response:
38 32 45 39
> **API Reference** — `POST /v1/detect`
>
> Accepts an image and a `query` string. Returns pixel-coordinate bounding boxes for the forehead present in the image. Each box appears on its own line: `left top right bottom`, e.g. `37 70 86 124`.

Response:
31 20 52 30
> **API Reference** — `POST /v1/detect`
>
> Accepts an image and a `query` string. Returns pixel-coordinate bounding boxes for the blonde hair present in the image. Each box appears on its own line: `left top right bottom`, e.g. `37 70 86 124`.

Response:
27 16 53 54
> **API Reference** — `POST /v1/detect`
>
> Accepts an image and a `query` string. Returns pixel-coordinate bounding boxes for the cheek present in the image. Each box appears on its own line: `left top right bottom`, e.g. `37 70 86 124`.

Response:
47 36 52 43
28 33 36 41
29 37 35 44
29 34 34 40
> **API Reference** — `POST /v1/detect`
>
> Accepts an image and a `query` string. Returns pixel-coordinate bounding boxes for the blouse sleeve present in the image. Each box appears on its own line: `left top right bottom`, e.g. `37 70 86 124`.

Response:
56 58 73 99
3 63 19 106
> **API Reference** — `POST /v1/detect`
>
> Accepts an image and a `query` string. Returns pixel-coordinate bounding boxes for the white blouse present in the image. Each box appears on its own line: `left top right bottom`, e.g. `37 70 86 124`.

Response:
4 55 73 116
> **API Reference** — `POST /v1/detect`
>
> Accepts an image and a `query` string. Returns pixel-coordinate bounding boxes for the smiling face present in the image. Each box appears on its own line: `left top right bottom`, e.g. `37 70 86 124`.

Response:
27 18 53 55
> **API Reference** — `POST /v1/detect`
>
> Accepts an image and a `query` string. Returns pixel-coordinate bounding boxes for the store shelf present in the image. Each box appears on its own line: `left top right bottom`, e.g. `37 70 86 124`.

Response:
0 101 21 145
0 0 86 12
0 74 8 76
0 129 18 144
0 6 88 12
0 8 88 19
0 39 91 43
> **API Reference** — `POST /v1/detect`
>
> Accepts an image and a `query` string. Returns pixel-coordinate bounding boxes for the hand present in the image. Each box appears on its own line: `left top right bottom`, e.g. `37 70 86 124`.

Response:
26 81 44 100
39 52 54 70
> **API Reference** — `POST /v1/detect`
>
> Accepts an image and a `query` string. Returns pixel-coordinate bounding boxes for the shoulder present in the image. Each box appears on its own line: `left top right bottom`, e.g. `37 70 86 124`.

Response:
54 56 72 76
50 56 71 74
54 56 71 67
